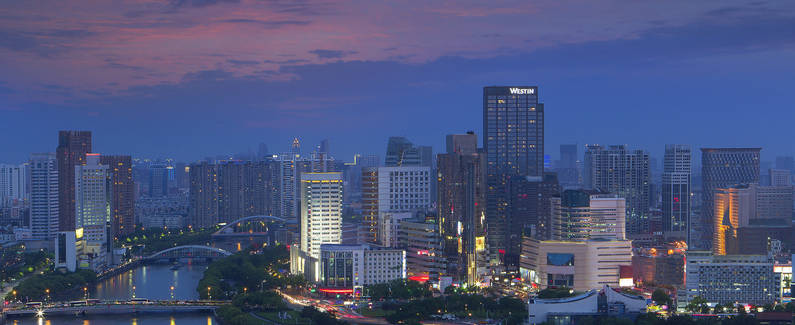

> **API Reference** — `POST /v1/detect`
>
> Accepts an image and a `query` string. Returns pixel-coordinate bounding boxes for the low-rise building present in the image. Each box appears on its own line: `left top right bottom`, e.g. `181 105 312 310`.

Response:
684 251 778 306
319 244 405 295
520 237 633 292
528 285 647 324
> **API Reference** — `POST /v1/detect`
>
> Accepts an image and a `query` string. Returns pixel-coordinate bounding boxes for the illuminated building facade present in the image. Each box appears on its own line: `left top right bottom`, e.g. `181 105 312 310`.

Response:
662 144 691 242
361 166 431 245
684 251 777 305
483 86 544 262
299 172 343 260
319 244 405 292
551 190 626 241
700 148 760 250
29 153 59 240
74 153 111 270
398 219 445 277
437 132 487 284
713 183 793 255
100 155 134 236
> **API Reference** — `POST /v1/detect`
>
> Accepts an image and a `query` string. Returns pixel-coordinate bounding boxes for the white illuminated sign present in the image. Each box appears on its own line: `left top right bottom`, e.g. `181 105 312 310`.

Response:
509 88 535 95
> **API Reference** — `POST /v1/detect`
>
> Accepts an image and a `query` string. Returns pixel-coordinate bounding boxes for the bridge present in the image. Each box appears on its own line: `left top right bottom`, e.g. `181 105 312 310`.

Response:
143 245 232 261
211 216 289 252
2 300 226 319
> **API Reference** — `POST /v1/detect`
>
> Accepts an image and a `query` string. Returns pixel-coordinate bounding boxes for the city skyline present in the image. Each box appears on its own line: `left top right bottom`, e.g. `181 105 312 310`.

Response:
1 1 795 162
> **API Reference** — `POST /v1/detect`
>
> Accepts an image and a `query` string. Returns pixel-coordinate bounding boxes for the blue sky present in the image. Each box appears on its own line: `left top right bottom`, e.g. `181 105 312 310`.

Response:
1 0 794 163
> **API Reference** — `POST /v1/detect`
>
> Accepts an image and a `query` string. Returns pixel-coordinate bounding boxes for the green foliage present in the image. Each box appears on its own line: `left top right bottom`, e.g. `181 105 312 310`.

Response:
537 287 575 299
685 296 710 314
651 288 672 307
0 249 50 283
364 278 432 301
6 269 96 301
197 245 290 300
301 306 346 325
382 293 527 325
232 291 288 312
216 305 261 325
116 226 217 254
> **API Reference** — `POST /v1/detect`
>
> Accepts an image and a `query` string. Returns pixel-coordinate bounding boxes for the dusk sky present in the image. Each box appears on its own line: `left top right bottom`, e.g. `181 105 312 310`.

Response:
1 0 794 163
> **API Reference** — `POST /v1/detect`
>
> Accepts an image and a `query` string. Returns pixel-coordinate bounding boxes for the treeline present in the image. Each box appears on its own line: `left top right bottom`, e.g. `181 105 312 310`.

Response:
197 245 305 300
116 226 217 254
6 269 96 302
363 279 432 300
216 291 289 325
556 313 786 325
381 293 527 325
0 250 50 284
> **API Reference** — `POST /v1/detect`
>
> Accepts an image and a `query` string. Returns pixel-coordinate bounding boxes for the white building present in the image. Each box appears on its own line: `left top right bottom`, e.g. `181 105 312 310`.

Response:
55 231 77 272
75 153 111 270
0 163 27 206
551 191 626 241
29 153 59 240
684 251 778 306
295 172 343 281
364 166 431 246
528 285 646 324
319 244 406 293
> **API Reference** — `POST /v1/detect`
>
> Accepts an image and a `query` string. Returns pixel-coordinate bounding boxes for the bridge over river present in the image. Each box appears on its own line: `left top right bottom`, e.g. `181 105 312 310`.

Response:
2 300 227 320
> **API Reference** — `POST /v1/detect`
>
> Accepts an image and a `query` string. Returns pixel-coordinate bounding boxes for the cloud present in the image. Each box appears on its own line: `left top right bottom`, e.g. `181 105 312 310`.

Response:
218 18 311 28
227 59 261 66
170 0 240 8
309 49 358 59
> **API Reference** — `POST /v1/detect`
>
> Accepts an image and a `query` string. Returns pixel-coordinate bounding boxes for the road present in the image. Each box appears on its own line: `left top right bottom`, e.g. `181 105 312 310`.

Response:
0 266 47 301
276 290 388 324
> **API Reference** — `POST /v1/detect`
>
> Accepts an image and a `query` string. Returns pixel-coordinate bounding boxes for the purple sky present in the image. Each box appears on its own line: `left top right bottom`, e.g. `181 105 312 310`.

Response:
1 0 794 163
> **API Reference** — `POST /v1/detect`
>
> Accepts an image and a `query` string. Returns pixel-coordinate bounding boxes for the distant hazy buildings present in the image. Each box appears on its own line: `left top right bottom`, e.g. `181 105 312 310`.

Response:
385 137 433 167
57 130 92 232
0 163 27 207
557 144 580 188
483 86 544 261
29 153 59 240
661 144 691 242
584 145 650 235
700 148 760 250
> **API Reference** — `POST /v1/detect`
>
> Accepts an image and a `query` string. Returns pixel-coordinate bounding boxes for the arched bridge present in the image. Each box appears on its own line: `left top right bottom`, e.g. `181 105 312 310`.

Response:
144 245 232 261
212 215 286 236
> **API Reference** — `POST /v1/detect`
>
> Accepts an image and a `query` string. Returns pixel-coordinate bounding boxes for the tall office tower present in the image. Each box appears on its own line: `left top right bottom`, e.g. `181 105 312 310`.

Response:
149 165 169 197
712 184 793 255
508 173 560 258
0 163 27 206
75 153 111 266
551 189 627 241
384 137 433 167
188 162 219 228
437 132 486 284
57 130 92 231
557 144 579 188
299 173 343 260
217 161 273 224
29 153 59 240
273 141 336 221
775 156 794 172
662 145 691 242
769 169 792 186
584 145 650 235
100 155 134 236
361 166 431 245
700 148 760 250
483 86 544 260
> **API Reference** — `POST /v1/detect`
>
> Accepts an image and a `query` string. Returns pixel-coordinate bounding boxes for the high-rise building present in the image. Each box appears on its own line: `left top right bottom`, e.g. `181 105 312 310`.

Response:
661 144 691 242
557 144 579 188
149 165 169 197
57 130 92 231
188 162 218 228
75 153 111 268
299 172 343 260
188 161 273 228
584 145 650 235
385 137 433 167
769 169 792 186
0 163 27 207
101 155 135 236
700 148 760 250
508 173 560 258
483 86 544 260
551 190 626 241
272 141 336 220
713 184 793 255
361 166 431 245
398 218 445 278
29 153 58 240
437 132 486 284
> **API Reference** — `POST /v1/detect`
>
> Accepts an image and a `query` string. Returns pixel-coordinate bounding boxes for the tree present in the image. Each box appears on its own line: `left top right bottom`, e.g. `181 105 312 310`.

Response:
652 289 672 307
537 287 575 299
685 296 709 314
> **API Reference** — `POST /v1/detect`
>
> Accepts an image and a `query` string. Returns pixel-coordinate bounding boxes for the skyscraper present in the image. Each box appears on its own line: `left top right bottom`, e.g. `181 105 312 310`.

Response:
700 148 760 250
662 144 691 242
101 155 134 236
188 161 273 228
149 165 169 197
188 162 219 228
584 145 650 235
299 172 343 260
0 163 27 207
437 132 486 284
483 86 544 260
29 153 58 240
509 173 560 245
57 130 92 231
75 153 111 268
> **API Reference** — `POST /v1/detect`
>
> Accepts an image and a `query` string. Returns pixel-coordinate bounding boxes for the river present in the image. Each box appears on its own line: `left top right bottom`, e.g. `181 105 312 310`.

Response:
7 262 218 325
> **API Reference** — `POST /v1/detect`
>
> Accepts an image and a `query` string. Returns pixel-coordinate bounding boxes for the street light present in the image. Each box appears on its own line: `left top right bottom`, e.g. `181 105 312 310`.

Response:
45 289 50 303
12 290 16 302
207 287 212 300
243 287 247 295
83 287 88 300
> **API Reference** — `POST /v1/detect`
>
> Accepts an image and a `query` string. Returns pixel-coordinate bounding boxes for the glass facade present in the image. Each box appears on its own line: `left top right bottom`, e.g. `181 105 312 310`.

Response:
483 86 544 264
